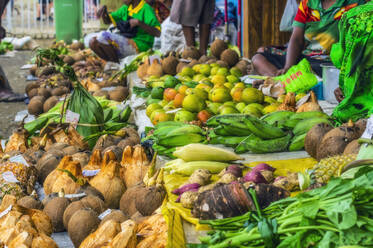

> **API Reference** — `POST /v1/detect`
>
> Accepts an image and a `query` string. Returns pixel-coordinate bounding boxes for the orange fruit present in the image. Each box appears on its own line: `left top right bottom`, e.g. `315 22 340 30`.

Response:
174 93 185 108
232 87 243 102
163 88 178 101
197 110 212 123
178 85 189 95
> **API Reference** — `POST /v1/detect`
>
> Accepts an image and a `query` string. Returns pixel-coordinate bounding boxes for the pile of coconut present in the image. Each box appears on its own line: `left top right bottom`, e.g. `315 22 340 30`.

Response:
137 38 250 80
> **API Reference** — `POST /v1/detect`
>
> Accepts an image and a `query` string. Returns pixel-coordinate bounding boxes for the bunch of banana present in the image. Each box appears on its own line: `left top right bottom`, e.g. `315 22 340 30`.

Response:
142 121 206 158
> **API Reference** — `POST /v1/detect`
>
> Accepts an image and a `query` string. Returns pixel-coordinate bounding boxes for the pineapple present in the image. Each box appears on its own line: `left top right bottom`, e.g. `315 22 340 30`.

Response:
312 154 357 184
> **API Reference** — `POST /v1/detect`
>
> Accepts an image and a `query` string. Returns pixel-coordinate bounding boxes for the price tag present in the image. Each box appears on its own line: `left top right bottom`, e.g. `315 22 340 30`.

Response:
0 205 12 219
9 155 29 167
362 115 373 139
98 209 112 220
82 169 100 177
2 172 19 183
0 140 6 150
66 110 80 129
166 108 182 114
96 78 104 82
64 193 87 199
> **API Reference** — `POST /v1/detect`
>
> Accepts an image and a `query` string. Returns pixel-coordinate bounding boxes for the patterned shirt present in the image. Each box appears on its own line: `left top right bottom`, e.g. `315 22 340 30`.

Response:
293 0 364 54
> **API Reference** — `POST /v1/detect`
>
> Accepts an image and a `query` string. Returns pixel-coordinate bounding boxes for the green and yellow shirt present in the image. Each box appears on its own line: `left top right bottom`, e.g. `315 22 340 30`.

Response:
109 0 161 52
293 0 365 54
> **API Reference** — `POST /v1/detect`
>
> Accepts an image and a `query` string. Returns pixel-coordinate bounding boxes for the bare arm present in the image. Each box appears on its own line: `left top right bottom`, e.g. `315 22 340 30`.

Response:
130 19 161 37
277 26 305 75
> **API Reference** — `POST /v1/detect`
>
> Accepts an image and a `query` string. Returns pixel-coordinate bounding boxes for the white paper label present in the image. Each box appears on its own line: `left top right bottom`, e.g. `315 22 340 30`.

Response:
64 193 87 199
149 55 161 64
362 115 373 139
2 172 19 183
82 169 100 177
66 110 80 129
101 87 116 91
9 155 29 167
96 78 104 82
0 205 12 219
0 140 6 150
98 209 112 220
166 108 182 114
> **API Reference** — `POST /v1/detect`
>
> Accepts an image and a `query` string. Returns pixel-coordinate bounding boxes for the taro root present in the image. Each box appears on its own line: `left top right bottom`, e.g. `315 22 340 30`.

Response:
305 123 333 159
217 173 237 184
192 183 288 220
43 197 71 232
120 145 150 188
67 209 100 248
89 160 126 209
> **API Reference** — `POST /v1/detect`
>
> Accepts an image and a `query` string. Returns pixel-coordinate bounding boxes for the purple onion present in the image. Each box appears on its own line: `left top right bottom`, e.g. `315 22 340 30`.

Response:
175 188 199 202
225 164 243 178
172 183 200 195
274 176 286 182
251 163 275 173
243 170 268 184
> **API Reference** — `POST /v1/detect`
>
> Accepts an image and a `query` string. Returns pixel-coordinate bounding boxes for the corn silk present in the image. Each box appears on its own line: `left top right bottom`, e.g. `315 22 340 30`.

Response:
331 1 373 123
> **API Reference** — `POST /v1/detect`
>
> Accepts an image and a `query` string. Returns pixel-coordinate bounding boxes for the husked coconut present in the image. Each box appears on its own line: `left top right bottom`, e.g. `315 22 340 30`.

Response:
220 49 239 67
43 197 71 232
182 46 200 60
161 54 178 75
305 123 333 159
210 39 228 58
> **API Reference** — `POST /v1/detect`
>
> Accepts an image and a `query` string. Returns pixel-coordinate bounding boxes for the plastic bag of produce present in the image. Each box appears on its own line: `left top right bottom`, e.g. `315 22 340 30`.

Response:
67 82 105 149
274 59 318 93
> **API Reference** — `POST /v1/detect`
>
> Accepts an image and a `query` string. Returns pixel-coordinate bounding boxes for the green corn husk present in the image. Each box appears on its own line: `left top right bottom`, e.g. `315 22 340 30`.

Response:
67 81 104 149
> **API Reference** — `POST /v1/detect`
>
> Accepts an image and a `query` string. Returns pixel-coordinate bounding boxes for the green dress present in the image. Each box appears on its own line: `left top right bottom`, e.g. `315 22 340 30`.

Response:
331 1 373 123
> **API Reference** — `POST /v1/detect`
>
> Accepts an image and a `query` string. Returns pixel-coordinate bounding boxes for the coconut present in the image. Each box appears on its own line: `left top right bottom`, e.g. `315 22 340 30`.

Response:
75 185 105 201
63 55 75 65
102 146 123 161
220 49 239 67
176 62 188 73
17 196 43 210
28 98 44 116
70 42 85 50
93 135 121 152
80 195 106 214
182 46 200 60
51 86 69 96
43 96 59 113
117 138 139 150
99 210 128 227
37 88 52 99
32 234 58 248
43 197 71 232
93 90 109 99
89 160 126 209
161 54 178 75
25 82 39 95
147 59 163 78
135 186 166 216
206 59 217 64
119 184 143 216
67 209 100 248
304 123 333 158
72 152 90 167
355 118 367 137
108 86 129 102
28 88 39 99
198 55 209 63
343 139 360 155
317 136 351 160
188 59 199 68
216 60 229 68
62 146 80 156
63 201 84 229
29 209 54 236
46 142 69 152
211 39 228 58
30 64 38 76
71 53 86 62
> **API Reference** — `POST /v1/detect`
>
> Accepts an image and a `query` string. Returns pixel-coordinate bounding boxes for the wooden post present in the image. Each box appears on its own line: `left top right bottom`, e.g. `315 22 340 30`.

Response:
242 0 291 58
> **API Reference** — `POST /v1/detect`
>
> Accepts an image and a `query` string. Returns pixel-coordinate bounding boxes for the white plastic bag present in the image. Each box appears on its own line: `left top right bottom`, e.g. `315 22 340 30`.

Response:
279 0 299 32
160 17 185 54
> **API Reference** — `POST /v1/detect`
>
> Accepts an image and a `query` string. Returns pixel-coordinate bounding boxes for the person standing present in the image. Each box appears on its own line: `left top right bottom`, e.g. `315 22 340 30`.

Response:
0 0 25 102
170 0 215 56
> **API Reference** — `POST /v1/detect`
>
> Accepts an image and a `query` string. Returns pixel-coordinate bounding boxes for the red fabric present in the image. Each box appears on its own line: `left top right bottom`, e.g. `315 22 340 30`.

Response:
294 0 320 25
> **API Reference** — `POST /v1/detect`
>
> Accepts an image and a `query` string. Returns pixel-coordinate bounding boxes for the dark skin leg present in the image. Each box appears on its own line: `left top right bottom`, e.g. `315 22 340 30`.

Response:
199 24 210 56
182 26 196 47
251 54 279 77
